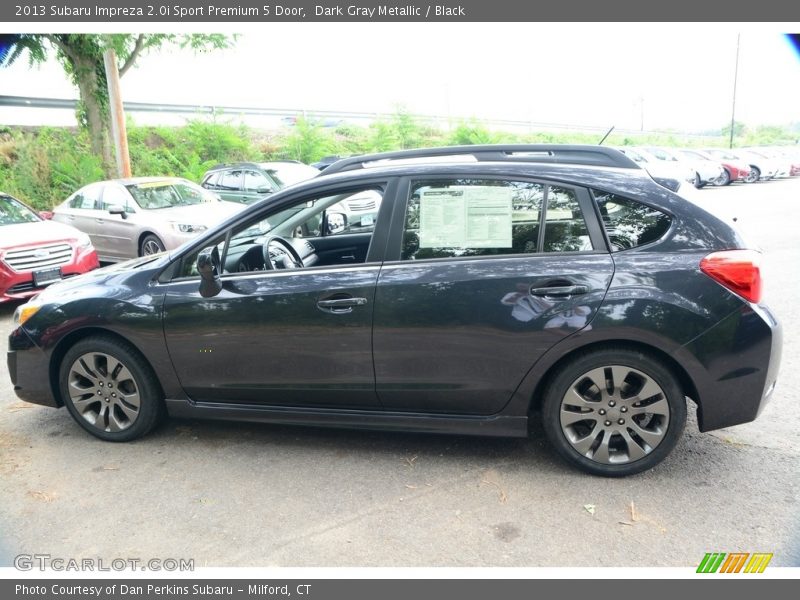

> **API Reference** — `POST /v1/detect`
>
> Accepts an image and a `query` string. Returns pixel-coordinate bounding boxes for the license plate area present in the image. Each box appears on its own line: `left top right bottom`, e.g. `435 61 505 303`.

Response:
33 267 62 287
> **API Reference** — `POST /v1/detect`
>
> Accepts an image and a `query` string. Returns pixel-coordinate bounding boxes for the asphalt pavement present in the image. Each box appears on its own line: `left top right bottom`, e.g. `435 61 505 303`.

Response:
1 178 798 568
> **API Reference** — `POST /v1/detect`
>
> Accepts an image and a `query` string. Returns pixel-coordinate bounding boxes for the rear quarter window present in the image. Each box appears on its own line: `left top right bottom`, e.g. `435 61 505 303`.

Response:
592 190 671 251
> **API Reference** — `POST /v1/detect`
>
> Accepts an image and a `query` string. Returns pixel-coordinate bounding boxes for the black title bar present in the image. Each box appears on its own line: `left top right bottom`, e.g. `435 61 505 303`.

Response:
3 0 800 22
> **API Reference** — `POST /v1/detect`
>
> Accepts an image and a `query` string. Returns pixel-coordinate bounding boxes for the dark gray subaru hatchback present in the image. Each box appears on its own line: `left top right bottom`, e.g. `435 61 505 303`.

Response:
7 145 782 476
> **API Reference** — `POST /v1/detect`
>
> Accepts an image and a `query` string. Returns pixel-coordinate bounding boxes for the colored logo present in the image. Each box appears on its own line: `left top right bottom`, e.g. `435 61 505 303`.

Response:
697 552 773 573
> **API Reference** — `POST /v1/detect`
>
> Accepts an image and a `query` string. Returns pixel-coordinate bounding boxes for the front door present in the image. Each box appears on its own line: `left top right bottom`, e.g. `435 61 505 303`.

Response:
161 181 393 410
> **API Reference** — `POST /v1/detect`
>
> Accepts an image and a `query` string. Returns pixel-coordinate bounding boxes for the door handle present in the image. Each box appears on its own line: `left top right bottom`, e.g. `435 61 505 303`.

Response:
317 297 368 314
95 218 105 224
529 285 589 297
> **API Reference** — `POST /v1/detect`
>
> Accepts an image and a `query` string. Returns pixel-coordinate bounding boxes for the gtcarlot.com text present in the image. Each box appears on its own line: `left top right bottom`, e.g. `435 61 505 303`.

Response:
14 554 194 572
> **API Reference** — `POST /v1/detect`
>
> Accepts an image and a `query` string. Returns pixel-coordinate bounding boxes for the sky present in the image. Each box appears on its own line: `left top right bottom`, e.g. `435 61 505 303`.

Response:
0 24 798 133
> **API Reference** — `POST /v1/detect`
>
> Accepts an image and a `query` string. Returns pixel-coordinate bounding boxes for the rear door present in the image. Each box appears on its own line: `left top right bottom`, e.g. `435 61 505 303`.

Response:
372 175 614 415
215 169 251 204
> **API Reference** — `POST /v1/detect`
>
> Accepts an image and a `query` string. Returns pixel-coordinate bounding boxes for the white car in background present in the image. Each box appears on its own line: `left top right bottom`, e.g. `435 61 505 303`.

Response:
636 146 704 186
729 149 779 182
615 147 693 192
674 149 726 188
744 148 791 179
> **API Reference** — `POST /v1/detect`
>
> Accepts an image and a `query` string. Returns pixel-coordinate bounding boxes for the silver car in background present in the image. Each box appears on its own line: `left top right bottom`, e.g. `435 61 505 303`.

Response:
53 177 244 262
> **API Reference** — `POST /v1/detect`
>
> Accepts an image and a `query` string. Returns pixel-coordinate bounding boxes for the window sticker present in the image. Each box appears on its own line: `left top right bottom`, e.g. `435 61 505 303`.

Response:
419 186 513 248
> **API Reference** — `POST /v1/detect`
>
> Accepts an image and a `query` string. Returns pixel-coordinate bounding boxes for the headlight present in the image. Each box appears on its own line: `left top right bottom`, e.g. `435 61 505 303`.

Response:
172 223 208 234
76 233 93 249
13 298 42 326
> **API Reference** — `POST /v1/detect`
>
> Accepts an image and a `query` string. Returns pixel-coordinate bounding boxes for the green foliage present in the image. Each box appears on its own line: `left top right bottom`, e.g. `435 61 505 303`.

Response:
2 115 797 212
0 119 259 210
280 118 336 163
448 120 501 145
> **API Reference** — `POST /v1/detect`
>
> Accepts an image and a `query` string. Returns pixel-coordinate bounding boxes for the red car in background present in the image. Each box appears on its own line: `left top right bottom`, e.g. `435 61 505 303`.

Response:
703 148 752 185
1 192 99 303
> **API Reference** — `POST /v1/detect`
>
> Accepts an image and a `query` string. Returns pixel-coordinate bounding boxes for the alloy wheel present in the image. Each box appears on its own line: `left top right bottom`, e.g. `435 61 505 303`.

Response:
558 365 670 464
67 352 141 432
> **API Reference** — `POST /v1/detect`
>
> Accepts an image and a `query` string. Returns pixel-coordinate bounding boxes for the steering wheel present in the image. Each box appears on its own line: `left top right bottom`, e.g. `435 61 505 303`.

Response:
262 236 304 270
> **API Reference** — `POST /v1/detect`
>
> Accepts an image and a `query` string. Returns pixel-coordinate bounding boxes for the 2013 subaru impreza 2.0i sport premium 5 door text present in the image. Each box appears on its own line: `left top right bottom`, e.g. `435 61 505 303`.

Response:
6 145 782 476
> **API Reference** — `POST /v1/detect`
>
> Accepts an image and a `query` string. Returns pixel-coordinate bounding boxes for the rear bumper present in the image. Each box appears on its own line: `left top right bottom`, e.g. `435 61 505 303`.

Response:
676 304 781 432
7 326 58 407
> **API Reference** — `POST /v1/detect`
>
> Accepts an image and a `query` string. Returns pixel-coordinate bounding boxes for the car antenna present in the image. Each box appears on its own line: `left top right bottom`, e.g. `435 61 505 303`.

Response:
598 126 615 146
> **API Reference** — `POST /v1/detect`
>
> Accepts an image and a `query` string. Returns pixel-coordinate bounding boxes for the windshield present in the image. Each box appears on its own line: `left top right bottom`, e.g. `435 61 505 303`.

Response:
126 180 219 210
0 195 41 226
260 163 320 187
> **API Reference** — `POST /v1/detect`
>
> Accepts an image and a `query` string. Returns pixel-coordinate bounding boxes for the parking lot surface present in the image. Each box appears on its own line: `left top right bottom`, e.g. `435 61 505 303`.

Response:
1 179 798 568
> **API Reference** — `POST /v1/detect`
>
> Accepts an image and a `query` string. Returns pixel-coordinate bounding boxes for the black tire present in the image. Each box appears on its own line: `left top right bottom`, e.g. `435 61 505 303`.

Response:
59 336 165 442
693 173 706 189
140 234 165 256
541 347 687 477
714 169 731 186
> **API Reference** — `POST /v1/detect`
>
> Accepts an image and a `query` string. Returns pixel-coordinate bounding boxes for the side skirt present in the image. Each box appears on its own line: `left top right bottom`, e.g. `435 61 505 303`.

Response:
165 399 529 438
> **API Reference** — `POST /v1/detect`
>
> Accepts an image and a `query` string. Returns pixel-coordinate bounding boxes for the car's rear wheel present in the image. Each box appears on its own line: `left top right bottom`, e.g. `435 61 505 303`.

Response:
140 234 165 256
541 348 686 477
59 336 165 441
744 167 760 183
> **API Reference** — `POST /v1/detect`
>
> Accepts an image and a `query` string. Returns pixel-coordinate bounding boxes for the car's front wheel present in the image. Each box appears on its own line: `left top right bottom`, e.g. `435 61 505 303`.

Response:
693 173 706 189
59 336 165 441
140 234 165 256
541 348 686 477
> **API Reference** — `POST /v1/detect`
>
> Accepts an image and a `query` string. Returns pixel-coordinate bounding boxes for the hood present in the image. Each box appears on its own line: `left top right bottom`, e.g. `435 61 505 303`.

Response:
29 253 169 306
0 220 86 251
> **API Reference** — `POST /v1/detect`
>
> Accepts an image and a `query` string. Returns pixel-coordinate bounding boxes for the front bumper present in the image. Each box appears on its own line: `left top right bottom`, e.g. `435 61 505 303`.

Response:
7 326 58 407
676 304 782 432
0 247 99 303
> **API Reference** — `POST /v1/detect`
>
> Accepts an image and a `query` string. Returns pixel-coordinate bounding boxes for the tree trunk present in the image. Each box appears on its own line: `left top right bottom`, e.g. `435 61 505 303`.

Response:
73 55 114 177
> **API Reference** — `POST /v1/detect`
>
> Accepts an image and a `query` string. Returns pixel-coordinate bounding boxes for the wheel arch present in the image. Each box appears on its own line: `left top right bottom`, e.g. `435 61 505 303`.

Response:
138 231 163 255
527 339 700 415
48 327 164 408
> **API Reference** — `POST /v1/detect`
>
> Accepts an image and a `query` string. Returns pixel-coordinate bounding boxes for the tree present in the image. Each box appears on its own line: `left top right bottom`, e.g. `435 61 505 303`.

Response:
1 34 232 176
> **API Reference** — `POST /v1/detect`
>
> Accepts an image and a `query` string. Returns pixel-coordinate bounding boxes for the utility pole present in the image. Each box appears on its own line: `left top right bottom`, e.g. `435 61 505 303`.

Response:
103 46 132 178
729 33 741 150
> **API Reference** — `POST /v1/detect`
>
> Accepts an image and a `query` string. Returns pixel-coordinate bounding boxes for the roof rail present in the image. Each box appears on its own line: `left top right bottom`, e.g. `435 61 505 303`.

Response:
321 144 641 175
207 161 264 171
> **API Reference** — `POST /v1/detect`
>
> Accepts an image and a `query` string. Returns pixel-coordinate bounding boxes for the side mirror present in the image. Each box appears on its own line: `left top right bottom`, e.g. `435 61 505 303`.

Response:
197 246 222 298
325 211 347 235
108 204 128 219
256 185 272 194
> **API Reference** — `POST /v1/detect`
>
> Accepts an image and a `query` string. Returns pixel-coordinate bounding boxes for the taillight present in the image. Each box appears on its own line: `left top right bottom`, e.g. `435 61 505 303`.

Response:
700 250 762 303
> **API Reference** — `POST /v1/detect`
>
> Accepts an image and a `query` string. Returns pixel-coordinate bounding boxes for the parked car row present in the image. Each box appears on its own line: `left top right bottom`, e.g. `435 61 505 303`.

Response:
622 145 800 190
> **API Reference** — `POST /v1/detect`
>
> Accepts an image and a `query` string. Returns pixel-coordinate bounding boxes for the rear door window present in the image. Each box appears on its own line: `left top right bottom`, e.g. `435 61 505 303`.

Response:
218 170 244 192
591 190 672 251
401 179 594 260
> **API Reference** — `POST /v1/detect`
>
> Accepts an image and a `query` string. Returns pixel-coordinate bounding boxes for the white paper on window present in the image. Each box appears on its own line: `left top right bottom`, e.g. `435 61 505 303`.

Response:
419 186 513 248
